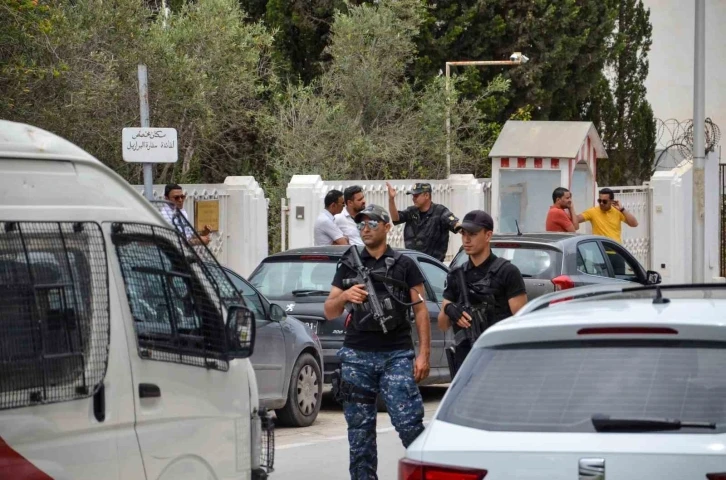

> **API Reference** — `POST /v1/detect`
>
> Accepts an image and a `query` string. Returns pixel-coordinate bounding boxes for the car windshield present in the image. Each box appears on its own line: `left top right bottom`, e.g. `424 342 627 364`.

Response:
249 258 338 299
452 244 562 279
437 340 726 434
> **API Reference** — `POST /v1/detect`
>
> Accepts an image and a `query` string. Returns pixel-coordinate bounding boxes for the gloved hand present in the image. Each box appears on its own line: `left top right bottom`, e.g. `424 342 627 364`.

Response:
445 302 466 323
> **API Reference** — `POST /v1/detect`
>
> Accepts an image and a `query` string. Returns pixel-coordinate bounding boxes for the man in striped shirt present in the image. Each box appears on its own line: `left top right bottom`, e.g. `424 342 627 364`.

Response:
161 183 211 245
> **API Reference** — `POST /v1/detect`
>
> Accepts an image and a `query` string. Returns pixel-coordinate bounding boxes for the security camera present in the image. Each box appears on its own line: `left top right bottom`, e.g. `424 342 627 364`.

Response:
510 52 529 64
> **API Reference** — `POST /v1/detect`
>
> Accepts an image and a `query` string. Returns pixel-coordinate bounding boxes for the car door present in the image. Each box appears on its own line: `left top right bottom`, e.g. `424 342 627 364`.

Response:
573 240 619 286
224 269 287 404
600 240 647 285
414 257 448 377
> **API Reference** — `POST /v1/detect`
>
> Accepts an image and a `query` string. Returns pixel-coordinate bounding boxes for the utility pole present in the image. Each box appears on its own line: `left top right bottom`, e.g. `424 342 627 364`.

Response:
692 0 705 283
137 64 153 201
445 54 528 178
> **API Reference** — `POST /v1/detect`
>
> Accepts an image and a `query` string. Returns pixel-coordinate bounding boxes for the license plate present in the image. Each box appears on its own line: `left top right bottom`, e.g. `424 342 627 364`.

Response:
302 321 318 334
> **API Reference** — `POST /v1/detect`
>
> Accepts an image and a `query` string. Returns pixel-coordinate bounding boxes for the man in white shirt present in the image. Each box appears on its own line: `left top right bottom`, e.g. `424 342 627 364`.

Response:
334 185 366 246
314 190 348 246
161 183 211 245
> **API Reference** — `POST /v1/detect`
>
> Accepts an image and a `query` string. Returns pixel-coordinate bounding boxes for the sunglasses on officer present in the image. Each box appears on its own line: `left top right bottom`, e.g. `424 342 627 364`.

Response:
356 220 381 231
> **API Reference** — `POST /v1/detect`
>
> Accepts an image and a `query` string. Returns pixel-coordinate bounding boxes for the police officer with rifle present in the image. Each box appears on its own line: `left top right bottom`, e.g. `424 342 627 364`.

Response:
439 210 528 376
324 204 430 480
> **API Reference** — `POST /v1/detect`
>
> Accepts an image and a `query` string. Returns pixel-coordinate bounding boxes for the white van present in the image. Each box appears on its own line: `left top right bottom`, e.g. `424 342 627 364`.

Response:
0 120 273 480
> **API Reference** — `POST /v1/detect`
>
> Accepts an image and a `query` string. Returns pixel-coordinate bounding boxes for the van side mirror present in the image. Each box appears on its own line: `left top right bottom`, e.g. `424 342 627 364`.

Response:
226 305 255 359
270 303 287 322
646 270 662 285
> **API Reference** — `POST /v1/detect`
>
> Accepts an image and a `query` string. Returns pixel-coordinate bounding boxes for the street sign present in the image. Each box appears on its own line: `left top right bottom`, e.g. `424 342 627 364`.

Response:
122 127 178 163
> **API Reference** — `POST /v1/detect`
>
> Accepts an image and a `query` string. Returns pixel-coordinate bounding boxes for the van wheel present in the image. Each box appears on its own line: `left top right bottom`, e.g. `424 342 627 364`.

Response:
276 353 322 427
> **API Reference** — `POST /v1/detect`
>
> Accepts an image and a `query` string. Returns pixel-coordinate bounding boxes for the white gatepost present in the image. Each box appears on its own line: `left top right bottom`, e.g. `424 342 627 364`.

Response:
286 175 326 249
447 174 489 253
224 176 269 277
649 151 720 284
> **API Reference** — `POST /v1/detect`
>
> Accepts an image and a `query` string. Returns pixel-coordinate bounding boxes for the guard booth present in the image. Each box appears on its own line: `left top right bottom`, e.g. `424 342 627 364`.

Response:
488 121 607 234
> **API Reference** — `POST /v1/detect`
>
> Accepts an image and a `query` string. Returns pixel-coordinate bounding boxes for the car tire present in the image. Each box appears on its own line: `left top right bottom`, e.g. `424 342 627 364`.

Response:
275 353 322 428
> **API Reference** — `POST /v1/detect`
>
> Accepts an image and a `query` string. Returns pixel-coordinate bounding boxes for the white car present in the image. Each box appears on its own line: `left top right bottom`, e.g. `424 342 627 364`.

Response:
401 284 726 479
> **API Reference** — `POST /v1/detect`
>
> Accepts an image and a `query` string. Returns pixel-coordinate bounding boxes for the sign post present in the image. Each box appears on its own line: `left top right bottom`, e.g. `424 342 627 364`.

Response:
124 65 178 200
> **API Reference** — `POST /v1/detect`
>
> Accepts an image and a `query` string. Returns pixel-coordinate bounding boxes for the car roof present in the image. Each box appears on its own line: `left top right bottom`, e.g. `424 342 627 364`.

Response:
268 245 432 258
477 284 726 346
491 232 605 245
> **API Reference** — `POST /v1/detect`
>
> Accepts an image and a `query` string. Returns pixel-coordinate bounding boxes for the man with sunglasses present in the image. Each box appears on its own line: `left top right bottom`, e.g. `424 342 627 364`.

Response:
577 188 638 275
386 182 460 262
577 188 639 243
161 184 211 245
324 204 430 480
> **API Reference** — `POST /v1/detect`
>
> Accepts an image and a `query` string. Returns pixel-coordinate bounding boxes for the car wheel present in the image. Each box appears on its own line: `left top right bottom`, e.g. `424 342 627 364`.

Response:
275 353 322 427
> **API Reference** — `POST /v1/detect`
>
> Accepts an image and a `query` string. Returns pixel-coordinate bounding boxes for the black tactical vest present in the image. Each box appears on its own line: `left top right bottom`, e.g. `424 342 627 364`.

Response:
339 249 411 333
462 257 510 323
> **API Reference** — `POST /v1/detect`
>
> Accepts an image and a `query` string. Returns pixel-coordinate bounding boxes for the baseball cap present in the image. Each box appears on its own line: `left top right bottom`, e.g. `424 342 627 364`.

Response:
354 204 391 223
406 183 432 195
455 210 494 233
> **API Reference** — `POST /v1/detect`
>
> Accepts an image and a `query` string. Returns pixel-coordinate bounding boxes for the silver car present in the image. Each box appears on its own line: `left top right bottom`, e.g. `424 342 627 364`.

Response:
222 267 324 428
450 232 661 299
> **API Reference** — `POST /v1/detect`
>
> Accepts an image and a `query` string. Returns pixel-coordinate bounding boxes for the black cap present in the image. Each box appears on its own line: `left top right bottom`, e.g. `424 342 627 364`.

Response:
406 183 432 195
354 204 391 223
455 210 494 233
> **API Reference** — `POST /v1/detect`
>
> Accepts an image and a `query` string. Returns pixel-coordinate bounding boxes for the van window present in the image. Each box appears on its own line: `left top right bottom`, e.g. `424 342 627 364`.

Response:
113 222 248 371
0 221 110 410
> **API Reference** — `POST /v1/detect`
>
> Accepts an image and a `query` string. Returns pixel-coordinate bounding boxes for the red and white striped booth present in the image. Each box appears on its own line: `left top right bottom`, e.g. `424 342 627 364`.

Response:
488 121 607 234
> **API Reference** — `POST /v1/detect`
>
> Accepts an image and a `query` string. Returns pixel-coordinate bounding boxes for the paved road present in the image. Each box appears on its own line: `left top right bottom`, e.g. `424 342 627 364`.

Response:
271 385 448 479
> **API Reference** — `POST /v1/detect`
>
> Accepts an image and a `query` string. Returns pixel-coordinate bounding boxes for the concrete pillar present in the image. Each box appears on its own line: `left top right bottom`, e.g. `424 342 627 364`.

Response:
447 174 483 254
224 176 268 277
286 175 325 249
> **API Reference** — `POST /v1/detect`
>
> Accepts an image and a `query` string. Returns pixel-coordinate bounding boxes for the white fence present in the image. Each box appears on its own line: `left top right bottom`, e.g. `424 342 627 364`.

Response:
133 176 269 277
285 174 492 262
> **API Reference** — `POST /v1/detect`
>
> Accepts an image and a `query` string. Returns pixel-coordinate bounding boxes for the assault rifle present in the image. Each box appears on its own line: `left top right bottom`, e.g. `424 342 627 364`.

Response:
341 246 393 333
454 267 490 345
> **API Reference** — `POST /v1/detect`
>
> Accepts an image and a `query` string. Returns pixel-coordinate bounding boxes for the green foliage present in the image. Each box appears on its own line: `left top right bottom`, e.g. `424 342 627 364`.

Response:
2 0 276 186
411 0 617 123
589 0 656 186
271 0 509 184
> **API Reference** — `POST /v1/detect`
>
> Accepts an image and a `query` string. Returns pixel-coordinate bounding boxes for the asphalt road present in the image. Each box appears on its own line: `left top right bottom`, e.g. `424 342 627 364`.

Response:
271 385 448 479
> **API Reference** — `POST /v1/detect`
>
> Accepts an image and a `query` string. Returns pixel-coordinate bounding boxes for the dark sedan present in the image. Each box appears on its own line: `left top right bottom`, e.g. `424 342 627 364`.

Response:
450 232 661 299
247 246 453 386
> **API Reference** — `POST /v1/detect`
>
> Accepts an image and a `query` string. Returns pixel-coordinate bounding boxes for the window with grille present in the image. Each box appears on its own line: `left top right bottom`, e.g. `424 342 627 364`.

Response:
0 222 110 410
112 222 251 371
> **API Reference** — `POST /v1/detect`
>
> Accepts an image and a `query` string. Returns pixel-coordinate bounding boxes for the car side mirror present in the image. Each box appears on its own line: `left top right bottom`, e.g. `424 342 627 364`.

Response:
646 270 662 285
226 305 255 359
270 303 287 322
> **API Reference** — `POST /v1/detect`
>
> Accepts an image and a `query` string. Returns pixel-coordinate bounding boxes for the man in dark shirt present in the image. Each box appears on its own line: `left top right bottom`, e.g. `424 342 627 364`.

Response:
324 204 430 480
386 182 460 261
438 210 528 372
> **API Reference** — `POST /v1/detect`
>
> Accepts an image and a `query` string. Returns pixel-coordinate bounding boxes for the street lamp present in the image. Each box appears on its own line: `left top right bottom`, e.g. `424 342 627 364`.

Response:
445 53 529 177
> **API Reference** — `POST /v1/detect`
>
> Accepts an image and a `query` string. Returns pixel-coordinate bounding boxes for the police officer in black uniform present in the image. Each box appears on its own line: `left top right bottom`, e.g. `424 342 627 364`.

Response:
386 182 460 262
438 210 528 372
324 204 431 480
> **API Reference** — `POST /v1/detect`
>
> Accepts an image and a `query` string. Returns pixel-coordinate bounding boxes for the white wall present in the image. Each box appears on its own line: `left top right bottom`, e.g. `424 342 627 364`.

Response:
285 175 492 262
643 0 726 143
134 176 269 277
649 151 720 283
